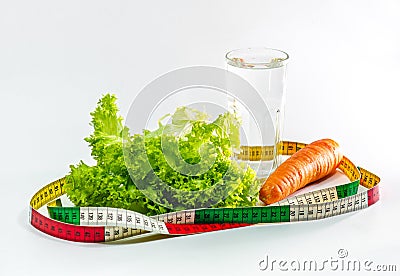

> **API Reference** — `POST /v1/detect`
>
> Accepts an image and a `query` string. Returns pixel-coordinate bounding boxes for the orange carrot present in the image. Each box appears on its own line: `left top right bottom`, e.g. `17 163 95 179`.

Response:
259 138 343 205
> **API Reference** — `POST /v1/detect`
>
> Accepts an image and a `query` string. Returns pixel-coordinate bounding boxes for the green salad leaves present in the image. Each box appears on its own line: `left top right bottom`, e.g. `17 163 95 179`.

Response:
65 94 258 215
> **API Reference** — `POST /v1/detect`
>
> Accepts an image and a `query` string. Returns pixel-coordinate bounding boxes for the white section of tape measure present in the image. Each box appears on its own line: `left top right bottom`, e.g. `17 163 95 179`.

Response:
316 203 324 220
80 207 88 225
104 227 161 242
124 227 134 238
271 186 339 207
106 226 126 242
287 191 368 222
98 207 107 225
117 208 126 227
106 208 117 226
175 212 184 224
185 210 195 223
154 210 196 223
361 191 368 209
88 208 97 225
78 207 169 235
167 212 176 224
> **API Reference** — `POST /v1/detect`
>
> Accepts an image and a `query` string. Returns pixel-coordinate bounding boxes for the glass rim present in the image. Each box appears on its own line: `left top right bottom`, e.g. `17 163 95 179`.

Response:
225 47 289 68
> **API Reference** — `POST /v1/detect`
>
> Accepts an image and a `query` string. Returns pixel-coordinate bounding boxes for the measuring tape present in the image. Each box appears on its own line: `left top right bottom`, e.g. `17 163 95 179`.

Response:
29 141 380 243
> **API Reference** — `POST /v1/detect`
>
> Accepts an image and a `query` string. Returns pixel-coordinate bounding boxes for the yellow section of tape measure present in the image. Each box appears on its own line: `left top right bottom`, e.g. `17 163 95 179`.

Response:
30 178 65 210
236 141 307 161
359 167 380 189
235 141 380 188
339 156 360 182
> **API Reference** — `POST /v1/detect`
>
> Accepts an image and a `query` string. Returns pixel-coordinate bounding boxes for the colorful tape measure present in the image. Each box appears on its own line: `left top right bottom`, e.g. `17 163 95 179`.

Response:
29 141 380 243
236 141 304 161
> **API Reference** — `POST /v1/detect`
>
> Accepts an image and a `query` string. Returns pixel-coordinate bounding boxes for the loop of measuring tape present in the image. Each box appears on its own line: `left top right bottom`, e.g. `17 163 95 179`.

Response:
29 141 380 243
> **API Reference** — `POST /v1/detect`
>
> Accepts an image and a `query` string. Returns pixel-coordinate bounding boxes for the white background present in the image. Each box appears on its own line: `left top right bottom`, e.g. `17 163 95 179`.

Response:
1 0 399 275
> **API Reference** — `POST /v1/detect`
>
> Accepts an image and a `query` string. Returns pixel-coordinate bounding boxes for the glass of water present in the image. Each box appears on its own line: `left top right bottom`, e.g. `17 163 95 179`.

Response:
226 47 289 178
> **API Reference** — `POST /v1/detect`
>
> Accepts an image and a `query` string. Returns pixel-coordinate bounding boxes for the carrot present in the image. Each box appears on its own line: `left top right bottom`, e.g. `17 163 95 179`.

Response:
259 138 343 205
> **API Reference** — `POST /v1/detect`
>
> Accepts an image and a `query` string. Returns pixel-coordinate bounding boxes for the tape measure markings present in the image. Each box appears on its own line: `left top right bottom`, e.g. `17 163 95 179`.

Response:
48 206 170 235
235 141 307 161
30 178 65 210
47 186 376 227
31 207 154 242
30 141 381 242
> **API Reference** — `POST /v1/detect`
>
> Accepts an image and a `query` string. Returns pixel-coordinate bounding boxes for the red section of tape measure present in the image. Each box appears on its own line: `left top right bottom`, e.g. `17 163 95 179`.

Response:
31 208 105 243
368 185 380 206
31 207 252 240
165 222 251 235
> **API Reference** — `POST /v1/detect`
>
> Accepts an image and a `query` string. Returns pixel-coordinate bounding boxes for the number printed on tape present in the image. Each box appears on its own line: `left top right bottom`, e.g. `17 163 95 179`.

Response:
28 141 381 242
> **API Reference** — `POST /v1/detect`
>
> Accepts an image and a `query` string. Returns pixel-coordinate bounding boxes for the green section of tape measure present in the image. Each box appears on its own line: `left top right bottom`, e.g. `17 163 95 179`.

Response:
48 207 80 225
193 206 291 224
336 180 359 199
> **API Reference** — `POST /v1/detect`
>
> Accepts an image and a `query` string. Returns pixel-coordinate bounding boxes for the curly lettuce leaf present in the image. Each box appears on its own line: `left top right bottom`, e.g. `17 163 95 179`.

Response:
65 94 259 215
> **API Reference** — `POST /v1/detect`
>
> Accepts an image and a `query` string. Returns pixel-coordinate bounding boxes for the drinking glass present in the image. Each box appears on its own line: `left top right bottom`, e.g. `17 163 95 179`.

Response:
226 47 289 178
